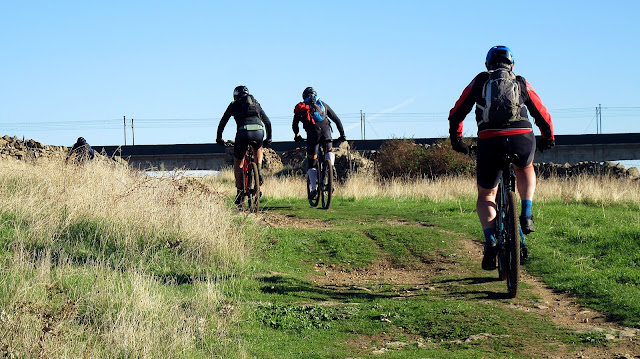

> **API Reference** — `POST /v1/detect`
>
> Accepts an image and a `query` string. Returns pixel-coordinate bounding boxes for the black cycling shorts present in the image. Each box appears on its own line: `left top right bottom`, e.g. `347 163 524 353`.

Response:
306 123 333 157
476 132 535 189
233 129 264 159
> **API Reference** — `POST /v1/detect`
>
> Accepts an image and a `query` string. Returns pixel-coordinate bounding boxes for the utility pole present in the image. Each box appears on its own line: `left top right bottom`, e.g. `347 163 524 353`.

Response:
131 118 135 146
599 104 602 134
123 116 127 145
360 110 363 140
363 112 366 140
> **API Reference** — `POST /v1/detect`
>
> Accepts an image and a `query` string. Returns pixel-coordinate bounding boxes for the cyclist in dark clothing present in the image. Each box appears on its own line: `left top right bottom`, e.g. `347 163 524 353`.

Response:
216 86 273 206
292 87 346 199
448 46 555 270
65 136 95 165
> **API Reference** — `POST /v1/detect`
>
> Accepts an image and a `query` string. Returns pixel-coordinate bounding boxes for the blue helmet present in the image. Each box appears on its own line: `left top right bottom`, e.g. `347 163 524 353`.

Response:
485 46 514 69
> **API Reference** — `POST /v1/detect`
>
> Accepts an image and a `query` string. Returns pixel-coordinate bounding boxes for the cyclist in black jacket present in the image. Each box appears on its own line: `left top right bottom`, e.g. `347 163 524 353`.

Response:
217 86 273 205
65 136 95 165
448 46 555 270
292 87 346 199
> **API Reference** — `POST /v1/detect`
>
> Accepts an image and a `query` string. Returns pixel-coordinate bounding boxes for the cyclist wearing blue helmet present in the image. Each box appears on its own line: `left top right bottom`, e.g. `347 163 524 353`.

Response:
448 46 555 270
293 87 346 199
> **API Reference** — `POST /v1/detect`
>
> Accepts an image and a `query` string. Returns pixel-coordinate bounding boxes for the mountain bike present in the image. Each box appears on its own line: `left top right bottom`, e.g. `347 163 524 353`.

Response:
470 145 528 298
303 139 333 209
225 140 260 213
494 153 526 298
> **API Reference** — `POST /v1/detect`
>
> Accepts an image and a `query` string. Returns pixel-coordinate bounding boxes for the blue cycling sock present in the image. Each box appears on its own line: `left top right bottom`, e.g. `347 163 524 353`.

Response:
521 199 533 217
483 228 496 246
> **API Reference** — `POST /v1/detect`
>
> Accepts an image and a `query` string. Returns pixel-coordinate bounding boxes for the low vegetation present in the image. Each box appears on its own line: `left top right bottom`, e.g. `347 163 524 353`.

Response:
0 157 249 357
375 138 475 179
2 145 640 357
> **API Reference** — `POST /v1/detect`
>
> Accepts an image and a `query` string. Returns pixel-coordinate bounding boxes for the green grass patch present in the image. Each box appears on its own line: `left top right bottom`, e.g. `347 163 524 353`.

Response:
526 201 640 326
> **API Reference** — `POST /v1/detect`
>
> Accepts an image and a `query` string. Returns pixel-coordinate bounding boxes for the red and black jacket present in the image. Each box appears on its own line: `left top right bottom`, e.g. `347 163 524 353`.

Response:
448 69 554 141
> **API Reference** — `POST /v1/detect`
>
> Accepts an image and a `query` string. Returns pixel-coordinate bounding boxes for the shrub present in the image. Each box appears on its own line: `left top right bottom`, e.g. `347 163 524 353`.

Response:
376 138 475 179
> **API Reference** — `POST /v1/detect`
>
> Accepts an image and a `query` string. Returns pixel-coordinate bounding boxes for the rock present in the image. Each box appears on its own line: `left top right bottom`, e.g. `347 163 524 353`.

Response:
262 147 283 173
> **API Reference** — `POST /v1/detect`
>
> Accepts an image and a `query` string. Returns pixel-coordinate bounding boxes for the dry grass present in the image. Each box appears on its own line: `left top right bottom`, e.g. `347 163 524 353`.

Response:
0 157 250 358
259 171 640 204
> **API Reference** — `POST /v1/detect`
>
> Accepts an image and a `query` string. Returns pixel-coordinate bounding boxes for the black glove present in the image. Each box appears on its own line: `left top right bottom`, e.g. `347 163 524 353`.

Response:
264 139 272 147
450 137 469 155
294 134 305 142
216 138 225 146
337 135 346 142
537 137 555 152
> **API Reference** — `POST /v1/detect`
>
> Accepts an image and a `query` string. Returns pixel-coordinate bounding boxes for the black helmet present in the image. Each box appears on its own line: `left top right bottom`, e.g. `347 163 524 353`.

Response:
485 46 514 70
233 85 249 100
302 87 316 100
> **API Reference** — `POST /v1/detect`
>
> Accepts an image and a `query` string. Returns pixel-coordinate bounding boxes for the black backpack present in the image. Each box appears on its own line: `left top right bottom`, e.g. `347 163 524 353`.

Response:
235 94 261 119
478 69 525 125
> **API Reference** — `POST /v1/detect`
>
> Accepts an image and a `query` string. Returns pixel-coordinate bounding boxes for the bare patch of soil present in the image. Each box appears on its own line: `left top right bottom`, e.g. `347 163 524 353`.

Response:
259 211 331 230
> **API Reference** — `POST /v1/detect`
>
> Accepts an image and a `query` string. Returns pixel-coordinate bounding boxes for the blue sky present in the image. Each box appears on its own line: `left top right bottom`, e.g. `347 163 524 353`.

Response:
2 0 639 146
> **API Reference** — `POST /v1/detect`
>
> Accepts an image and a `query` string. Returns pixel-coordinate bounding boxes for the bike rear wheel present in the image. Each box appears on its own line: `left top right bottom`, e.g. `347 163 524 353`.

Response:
246 163 260 213
320 161 333 209
307 168 319 207
505 191 521 298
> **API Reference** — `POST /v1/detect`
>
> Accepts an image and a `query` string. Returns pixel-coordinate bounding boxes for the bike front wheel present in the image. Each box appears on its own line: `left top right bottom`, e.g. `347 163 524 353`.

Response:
320 161 333 209
246 163 260 213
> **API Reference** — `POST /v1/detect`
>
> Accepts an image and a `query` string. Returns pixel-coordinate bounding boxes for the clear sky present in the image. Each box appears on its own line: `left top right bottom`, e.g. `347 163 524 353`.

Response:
2 0 639 146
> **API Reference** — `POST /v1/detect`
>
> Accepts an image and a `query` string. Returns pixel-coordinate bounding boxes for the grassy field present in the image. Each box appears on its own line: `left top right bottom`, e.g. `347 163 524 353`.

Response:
0 158 251 357
1 159 639 358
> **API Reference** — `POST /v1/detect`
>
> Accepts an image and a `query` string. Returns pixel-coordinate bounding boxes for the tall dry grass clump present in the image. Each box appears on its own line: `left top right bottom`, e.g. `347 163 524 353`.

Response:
0 157 251 358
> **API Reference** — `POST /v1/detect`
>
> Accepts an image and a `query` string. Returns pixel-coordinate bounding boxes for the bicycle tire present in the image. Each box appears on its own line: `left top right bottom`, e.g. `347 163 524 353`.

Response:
307 167 320 207
247 163 260 213
321 161 333 209
496 182 508 281
506 191 520 298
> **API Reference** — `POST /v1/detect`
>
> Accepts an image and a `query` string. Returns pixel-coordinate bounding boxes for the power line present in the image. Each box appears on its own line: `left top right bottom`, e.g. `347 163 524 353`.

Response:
2 106 639 132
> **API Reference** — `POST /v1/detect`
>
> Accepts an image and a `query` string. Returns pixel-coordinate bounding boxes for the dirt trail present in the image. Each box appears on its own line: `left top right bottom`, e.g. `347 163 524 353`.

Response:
261 211 640 358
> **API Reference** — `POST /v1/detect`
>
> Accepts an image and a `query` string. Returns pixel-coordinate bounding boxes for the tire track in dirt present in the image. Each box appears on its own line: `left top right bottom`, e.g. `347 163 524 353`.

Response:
261 211 640 358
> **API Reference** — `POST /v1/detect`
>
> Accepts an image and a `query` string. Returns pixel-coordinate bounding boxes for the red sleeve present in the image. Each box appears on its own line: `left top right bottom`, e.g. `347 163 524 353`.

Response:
448 77 478 139
524 80 554 140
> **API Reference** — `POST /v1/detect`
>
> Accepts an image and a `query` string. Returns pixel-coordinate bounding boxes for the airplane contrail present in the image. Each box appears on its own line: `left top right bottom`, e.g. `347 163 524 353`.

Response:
344 97 416 132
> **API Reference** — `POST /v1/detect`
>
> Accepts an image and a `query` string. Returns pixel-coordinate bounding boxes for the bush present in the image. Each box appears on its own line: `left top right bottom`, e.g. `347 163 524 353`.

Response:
376 138 475 179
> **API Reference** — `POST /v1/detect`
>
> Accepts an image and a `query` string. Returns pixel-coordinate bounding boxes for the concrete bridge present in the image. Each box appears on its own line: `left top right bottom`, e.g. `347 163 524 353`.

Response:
95 133 640 171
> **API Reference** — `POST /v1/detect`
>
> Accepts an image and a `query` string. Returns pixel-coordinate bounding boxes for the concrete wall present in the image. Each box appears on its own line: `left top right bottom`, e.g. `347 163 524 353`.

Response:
126 154 230 170
534 143 640 164
96 133 640 171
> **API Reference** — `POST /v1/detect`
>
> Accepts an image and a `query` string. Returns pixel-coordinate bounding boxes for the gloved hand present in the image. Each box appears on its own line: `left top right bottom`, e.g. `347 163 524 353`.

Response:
337 135 346 142
264 139 272 147
450 137 469 155
216 138 225 146
294 134 305 142
537 137 555 152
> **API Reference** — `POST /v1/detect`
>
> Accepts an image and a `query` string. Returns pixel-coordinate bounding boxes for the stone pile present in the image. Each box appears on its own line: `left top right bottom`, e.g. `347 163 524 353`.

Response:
0 135 67 161
276 141 374 181
535 161 639 179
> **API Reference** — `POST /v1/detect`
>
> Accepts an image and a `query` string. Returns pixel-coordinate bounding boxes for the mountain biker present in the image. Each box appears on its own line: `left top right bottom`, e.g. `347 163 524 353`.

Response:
448 46 555 270
292 87 346 199
216 85 273 206
65 136 95 165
